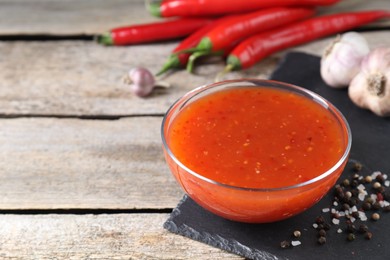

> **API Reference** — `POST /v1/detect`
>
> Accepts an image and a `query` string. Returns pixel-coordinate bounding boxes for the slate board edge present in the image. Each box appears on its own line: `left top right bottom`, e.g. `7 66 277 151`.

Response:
163 195 282 260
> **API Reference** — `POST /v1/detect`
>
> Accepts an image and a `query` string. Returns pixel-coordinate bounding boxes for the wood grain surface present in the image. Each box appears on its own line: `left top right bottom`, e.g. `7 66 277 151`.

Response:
0 117 183 209
0 0 389 259
0 214 241 259
0 31 388 116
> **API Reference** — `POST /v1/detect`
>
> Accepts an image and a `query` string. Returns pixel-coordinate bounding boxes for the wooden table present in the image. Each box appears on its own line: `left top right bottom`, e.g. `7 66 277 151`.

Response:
0 0 389 259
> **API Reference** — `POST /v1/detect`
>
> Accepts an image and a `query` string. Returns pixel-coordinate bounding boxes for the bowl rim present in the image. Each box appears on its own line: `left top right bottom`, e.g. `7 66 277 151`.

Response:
161 79 352 192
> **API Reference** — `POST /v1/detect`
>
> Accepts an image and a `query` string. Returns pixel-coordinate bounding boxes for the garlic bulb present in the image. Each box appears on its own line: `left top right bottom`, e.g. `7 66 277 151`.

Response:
348 47 390 117
128 67 156 97
321 32 370 88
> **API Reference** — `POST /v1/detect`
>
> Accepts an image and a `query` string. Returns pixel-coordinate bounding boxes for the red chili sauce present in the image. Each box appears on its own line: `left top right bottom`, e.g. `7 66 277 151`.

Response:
167 86 345 189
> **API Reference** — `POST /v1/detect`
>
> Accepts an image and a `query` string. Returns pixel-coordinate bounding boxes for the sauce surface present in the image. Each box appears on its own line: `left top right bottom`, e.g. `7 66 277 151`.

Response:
167 86 345 189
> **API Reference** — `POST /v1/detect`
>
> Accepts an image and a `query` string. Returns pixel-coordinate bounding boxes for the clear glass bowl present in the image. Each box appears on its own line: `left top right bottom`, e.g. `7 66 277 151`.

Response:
161 79 352 223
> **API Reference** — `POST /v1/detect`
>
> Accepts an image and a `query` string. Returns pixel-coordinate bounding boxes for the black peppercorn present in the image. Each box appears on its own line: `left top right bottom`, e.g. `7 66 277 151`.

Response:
315 216 325 225
353 162 363 172
372 202 381 210
347 233 356 241
352 211 360 219
351 189 359 198
318 229 327 237
332 212 340 219
347 198 357 208
376 174 385 183
365 197 374 204
335 186 345 199
362 202 372 211
280 240 291 248
346 224 356 233
318 236 326 245
323 223 331 231
351 180 359 188
365 231 373 240
343 203 351 211
358 224 369 233
342 179 350 187
377 186 385 193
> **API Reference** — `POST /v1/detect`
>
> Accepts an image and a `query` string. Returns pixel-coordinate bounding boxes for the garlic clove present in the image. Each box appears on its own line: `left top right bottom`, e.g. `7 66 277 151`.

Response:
127 67 156 97
321 32 370 88
348 47 390 117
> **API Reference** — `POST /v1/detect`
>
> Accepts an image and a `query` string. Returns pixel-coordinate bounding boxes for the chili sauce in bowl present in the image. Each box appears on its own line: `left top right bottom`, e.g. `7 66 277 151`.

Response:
161 79 351 223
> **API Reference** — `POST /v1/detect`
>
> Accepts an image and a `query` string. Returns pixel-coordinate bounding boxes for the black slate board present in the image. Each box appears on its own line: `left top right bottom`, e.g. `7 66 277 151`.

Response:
164 52 390 260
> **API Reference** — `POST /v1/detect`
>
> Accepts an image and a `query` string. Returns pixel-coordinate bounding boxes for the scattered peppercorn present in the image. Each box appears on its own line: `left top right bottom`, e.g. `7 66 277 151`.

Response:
377 186 385 193
362 201 372 211
359 224 369 233
318 229 326 237
335 186 345 199
323 223 331 231
318 236 326 245
280 240 291 248
373 182 382 189
376 174 385 183
343 203 351 211
282 166 388 248
365 197 374 204
372 213 380 221
365 231 373 240
332 212 340 219
342 179 350 187
293 230 301 238
352 211 360 219
351 180 359 188
372 202 381 210
347 233 356 241
353 162 363 172
346 224 356 233
315 216 325 225
364 175 373 183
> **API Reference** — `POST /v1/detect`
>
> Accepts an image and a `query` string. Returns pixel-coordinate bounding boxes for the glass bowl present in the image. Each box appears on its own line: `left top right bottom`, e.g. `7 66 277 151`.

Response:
161 79 352 223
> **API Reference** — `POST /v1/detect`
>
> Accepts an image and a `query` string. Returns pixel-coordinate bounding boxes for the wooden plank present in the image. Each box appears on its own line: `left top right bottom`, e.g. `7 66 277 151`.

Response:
0 117 184 209
0 0 158 36
0 39 277 116
0 31 389 116
0 213 243 259
0 0 388 35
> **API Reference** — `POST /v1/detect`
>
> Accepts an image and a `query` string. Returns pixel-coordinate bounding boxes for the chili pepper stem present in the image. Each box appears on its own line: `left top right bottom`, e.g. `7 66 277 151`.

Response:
186 50 225 73
174 47 200 55
156 55 181 76
186 51 210 73
215 64 234 82
146 0 162 17
97 32 113 46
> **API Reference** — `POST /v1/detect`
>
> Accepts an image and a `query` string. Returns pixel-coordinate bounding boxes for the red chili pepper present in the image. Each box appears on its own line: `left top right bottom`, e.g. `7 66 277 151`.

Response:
148 0 339 17
97 17 213 46
185 7 315 72
157 16 236 76
226 10 390 71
